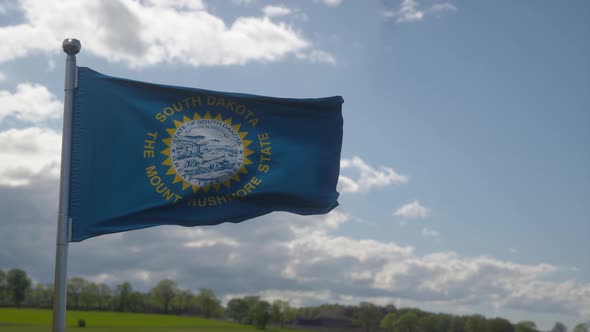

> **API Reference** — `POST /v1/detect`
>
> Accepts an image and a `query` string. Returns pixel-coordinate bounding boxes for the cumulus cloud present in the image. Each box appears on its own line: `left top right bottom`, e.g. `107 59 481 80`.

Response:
232 0 256 6
0 81 63 186
224 289 333 307
0 83 62 123
296 49 336 65
260 5 309 22
0 127 62 186
262 5 292 17
0 183 589 319
372 252 566 306
383 0 457 23
315 0 343 7
394 200 429 219
144 0 206 11
498 280 590 317
339 156 408 193
0 0 334 67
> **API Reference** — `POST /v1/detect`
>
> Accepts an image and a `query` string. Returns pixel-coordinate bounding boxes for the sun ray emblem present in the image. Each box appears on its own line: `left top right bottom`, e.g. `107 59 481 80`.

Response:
161 112 254 193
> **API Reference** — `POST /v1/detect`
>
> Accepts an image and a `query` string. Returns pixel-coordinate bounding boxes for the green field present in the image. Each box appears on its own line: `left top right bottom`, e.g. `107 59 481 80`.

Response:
0 308 301 332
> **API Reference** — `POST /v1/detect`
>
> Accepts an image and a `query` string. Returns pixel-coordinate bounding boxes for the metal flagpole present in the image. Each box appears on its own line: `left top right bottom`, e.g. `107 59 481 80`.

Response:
52 38 80 332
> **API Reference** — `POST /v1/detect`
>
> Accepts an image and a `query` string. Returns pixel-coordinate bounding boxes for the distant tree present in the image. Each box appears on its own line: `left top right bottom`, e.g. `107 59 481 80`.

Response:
486 317 514 332
397 307 426 318
194 288 222 318
393 311 421 332
96 283 112 310
171 289 194 314
270 299 292 327
296 305 321 320
517 322 537 329
420 314 441 332
552 322 568 332
114 282 133 312
6 269 31 307
356 302 383 332
227 298 249 323
383 304 398 315
243 296 262 324
80 282 99 309
0 270 8 305
437 314 453 331
250 300 271 329
380 312 397 332
284 305 297 326
127 290 147 312
25 284 53 308
449 316 466 332
244 296 261 308
573 323 589 332
516 321 539 332
67 277 87 309
151 279 177 313
465 314 487 332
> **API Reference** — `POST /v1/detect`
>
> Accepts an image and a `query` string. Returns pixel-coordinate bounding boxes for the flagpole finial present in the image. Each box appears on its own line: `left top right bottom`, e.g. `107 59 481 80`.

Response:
62 38 81 55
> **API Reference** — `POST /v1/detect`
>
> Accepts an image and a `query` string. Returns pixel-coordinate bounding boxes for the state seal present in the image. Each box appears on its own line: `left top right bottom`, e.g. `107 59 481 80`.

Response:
161 112 254 193
171 118 244 187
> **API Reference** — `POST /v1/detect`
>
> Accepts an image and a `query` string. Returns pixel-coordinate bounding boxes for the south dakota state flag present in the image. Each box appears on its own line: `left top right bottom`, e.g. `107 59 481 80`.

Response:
69 67 343 241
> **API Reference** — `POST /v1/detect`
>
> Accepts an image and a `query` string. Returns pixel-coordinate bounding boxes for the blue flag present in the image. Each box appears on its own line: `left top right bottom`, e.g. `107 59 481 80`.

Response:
69 67 343 241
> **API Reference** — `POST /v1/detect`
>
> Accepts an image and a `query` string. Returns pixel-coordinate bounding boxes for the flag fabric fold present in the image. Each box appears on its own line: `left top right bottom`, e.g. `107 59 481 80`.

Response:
69 67 343 241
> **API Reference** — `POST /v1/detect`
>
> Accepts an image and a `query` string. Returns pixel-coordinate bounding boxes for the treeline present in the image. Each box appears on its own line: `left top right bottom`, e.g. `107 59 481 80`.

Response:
1 268 589 332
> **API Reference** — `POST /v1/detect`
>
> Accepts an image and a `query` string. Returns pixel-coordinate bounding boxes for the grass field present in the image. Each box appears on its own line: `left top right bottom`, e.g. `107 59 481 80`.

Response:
0 308 302 332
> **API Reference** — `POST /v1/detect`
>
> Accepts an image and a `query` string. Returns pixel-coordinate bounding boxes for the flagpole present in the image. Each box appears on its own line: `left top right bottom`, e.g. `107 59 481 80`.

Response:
52 38 80 332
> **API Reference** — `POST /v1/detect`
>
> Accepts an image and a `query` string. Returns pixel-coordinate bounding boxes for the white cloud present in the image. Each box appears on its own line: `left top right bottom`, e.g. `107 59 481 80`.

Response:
183 235 240 248
0 72 5 82
0 0 335 67
0 190 588 319
225 289 333 307
430 3 457 13
498 280 590 317
339 156 408 193
0 80 62 187
296 49 336 65
371 252 571 309
383 0 457 23
394 200 429 219
262 5 292 17
0 83 62 123
232 0 256 6
0 127 61 186
315 0 343 7
144 0 206 11
421 227 439 239
184 239 239 248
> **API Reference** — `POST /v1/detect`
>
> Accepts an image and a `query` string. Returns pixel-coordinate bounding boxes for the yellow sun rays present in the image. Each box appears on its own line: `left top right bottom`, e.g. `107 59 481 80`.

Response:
161 112 254 193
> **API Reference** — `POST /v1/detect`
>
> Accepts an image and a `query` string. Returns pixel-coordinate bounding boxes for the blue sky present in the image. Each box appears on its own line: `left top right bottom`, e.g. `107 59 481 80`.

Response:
0 0 588 329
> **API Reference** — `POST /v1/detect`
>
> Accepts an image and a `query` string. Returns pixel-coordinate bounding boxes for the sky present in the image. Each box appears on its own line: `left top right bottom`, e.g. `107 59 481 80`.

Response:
0 0 589 329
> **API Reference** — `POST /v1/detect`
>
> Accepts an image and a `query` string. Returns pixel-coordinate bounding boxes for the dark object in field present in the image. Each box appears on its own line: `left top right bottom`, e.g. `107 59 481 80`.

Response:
78 319 86 328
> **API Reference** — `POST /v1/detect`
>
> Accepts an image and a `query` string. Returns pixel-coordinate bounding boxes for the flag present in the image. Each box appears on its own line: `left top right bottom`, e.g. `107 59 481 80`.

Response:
69 67 343 241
